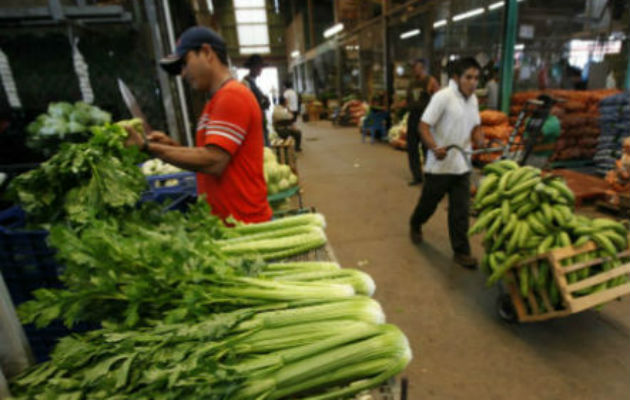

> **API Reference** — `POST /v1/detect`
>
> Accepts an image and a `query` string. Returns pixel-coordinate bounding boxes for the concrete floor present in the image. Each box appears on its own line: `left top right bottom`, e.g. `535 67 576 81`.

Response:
296 121 630 400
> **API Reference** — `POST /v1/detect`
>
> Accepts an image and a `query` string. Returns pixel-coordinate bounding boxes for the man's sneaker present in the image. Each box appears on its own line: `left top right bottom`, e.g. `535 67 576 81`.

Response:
454 253 478 269
410 227 423 244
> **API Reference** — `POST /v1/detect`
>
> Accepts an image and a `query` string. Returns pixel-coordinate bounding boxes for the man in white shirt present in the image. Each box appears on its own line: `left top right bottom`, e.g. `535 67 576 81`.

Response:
283 81 299 122
272 96 302 151
409 57 485 269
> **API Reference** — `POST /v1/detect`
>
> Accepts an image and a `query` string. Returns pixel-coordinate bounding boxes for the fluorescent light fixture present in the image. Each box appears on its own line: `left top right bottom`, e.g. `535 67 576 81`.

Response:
433 19 447 28
239 46 271 54
452 7 485 22
291 50 300 58
515 43 525 51
400 29 421 40
323 23 344 38
488 1 504 10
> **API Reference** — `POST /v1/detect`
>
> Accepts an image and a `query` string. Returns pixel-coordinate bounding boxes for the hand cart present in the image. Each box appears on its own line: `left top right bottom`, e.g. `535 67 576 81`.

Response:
495 239 630 323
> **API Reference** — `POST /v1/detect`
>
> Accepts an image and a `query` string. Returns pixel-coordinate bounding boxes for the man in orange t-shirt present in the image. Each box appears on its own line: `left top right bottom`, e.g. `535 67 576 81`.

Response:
124 26 271 223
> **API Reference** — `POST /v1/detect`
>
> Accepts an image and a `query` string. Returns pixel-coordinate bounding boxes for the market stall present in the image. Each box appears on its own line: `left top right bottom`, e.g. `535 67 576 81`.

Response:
0 112 411 399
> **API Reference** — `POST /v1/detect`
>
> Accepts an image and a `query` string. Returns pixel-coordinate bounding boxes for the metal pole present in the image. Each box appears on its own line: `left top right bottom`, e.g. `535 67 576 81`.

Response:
335 43 342 101
500 0 518 114
307 0 315 50
0 273 33 380
144 0 181 143
0 369 11 399
161 0 193 147
382 0 390 111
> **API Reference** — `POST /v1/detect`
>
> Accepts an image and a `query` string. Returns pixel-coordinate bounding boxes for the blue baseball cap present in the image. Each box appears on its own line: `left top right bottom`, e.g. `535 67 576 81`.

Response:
159 26 227 75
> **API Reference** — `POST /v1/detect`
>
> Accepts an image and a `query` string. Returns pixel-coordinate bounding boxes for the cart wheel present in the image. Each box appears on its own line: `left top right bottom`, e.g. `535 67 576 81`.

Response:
497 294 517 323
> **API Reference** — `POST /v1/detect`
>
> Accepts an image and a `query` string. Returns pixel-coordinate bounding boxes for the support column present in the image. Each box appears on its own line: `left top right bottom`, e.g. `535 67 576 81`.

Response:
625 39 630 90
307 0 315 50
144 0 181 144
162 0 193 147
383 0 390 111
335 43 342 101
500 0 518 114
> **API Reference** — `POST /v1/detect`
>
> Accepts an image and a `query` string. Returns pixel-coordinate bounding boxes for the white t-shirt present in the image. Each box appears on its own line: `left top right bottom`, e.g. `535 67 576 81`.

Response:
486 80 499 110
421 86 481 175
283 89 298 112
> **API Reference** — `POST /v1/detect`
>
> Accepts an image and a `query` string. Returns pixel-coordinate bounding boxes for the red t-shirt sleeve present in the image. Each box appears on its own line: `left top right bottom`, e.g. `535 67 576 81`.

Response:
201 90 251 155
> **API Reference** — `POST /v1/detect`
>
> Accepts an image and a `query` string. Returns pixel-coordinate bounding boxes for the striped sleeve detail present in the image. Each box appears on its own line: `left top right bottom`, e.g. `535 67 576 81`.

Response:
200 120 246 145
206 131 242 145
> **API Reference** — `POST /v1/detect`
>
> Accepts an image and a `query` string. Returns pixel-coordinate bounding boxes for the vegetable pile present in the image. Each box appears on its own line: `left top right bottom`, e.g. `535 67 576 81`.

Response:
141 158 186 188
387 113 408 150
26 101 112 156
12 298 409 400
470 160 630 311
9 119 147 226
7 113 411 399
474 110 514 165
264 147 298 195
141 158 183 176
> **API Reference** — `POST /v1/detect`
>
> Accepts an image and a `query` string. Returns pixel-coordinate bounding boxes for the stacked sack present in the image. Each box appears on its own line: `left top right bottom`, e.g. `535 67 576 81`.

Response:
470 160 630 311
510 90 619 162
343 99 369 126
595 91 630 176
476 110 513 164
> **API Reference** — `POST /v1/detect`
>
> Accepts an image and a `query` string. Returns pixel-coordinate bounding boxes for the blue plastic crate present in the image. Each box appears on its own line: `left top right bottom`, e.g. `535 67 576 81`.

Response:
145 171 197 197
0 207 63 306
0 206 98 362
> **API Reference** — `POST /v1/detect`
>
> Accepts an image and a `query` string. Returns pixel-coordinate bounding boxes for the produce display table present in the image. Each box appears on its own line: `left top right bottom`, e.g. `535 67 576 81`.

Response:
550 169 609 206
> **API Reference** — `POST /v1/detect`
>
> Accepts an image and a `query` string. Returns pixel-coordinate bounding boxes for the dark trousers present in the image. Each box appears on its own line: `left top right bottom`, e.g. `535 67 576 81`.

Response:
276 126 302 151
406 109 424 182
410 173 471 255
262 115 270 146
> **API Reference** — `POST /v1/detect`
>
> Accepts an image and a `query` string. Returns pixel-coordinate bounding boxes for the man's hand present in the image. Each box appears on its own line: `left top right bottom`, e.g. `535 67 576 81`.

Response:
433 147 448 160
147 131 180 146
124 125 144 148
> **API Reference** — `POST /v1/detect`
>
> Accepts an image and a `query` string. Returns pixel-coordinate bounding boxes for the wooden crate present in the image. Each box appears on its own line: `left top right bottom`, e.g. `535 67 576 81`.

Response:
270 138 298 173
506 241 630 323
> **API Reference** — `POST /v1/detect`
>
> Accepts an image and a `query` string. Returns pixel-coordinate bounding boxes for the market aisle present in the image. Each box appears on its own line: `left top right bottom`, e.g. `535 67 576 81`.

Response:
296 121 630 400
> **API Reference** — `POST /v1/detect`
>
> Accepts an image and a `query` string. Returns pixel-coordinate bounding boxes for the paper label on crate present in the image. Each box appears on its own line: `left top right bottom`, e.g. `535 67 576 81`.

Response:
0 48 22 109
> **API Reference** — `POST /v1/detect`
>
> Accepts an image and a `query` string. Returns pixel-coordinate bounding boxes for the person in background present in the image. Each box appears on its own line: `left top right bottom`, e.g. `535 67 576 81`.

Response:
406 59 440 185
270 86 279 105
283 81 299 123
486 67 500 110
409 57 485 269
125 26 272 224
272 96 302 151
242 54 271 146
445 59 459 89
524 97 562 169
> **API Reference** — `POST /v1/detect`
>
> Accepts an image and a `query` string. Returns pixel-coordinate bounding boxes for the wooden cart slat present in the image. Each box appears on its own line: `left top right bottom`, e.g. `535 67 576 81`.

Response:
503 239 630 323
566 263 630 292
570 284 630 313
